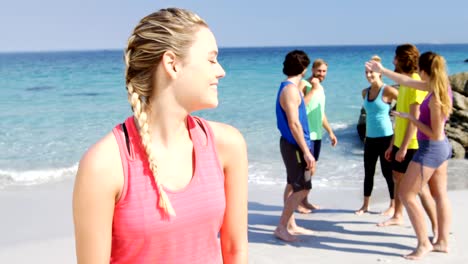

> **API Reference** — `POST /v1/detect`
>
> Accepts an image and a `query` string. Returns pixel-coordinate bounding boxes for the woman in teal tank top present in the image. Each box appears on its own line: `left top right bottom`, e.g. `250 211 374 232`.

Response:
355 56 398 216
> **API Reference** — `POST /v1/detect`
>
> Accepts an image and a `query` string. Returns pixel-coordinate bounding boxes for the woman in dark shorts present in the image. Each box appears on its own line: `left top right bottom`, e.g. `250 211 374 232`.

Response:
367 51 453 260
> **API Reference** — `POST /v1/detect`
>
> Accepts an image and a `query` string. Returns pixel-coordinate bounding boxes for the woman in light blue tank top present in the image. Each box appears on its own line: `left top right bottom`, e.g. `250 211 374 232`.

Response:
356 56 398 216
367 51 453 260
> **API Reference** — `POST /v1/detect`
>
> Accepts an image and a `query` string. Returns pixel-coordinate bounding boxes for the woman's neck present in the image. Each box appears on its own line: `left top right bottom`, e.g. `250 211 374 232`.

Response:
138 101 190 147
370 80 383 90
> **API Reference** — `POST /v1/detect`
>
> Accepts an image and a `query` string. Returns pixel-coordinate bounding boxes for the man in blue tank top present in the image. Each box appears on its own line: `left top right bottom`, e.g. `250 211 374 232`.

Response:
274 50 316 242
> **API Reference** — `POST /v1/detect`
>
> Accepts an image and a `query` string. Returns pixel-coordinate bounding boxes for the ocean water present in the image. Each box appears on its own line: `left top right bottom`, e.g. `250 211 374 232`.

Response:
1 44 468 190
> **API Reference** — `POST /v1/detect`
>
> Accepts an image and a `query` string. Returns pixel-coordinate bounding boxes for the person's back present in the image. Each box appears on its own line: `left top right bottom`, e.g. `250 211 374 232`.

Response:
276 80 310 146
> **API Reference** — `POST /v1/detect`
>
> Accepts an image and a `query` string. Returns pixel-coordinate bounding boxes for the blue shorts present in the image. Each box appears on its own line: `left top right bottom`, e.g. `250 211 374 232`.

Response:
412 138 452 168
310 139 322 161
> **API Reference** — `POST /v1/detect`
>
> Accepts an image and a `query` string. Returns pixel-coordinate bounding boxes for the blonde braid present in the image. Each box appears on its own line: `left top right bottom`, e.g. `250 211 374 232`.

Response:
123 8 207 218
125 44 175 218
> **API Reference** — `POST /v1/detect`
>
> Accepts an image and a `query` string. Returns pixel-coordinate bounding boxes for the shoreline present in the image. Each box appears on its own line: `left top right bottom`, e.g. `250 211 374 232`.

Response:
1 177 467 263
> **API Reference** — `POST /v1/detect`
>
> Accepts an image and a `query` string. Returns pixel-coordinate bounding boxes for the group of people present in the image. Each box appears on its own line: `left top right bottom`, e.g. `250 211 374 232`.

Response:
70 7 453 263
274 44 453 260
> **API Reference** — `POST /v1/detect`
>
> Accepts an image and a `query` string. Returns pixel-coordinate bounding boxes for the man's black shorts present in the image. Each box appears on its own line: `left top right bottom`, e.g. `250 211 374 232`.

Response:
280 137 312 192
390 145 418 173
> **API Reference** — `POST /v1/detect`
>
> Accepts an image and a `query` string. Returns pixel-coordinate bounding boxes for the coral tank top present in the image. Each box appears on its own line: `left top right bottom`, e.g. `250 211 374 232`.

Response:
110 115 225 264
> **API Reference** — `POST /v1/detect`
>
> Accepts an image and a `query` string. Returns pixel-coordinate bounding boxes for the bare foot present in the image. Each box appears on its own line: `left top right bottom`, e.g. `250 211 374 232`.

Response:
274 226 298 242
380 206 395 216
431 230 439 244
355 206 369 215
289 225 315 235
296 205 312 214
377 217 403 227
303 202 320 210
432 241 449 253
404 243 433 260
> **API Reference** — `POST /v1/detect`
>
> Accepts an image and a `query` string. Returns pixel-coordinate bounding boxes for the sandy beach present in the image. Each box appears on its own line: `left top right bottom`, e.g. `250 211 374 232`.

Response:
0 171 467 263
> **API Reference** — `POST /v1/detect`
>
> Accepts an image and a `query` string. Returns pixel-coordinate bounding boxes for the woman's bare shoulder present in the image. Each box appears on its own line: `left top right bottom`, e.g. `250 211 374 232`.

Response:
206 121 247 166
75 131 123 197
207 121 245 147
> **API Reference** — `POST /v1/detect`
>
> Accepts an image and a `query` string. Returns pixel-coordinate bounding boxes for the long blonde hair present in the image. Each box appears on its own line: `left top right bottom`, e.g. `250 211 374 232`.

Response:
124 8 207 218
418 52 452 117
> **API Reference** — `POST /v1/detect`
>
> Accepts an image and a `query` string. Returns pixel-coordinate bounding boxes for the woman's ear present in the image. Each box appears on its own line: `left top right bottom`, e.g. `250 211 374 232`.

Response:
161 51 179 79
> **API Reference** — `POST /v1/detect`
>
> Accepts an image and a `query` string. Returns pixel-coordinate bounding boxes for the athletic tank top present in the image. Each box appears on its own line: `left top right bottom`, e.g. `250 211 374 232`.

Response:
303 79 325 140
276 80 311 148
417 87 452 140
110 115 225 264
363 85 393 138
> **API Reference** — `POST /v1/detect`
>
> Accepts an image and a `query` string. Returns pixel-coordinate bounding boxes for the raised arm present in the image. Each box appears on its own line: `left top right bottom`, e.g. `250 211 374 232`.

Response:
211 122 248 264
366 61 429 91
303 78 319 104
73 133 123 264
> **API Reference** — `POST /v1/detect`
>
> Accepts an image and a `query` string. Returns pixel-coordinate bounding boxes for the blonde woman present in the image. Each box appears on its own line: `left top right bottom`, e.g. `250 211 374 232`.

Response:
73 8 248 263
355 56 398 216
367 51 453 260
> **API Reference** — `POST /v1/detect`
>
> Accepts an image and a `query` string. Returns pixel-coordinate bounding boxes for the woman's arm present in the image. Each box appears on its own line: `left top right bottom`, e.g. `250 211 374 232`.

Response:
391 97 445 140
73 133 123 264
383 85 399 103
366 61 429 91
210 122 248 264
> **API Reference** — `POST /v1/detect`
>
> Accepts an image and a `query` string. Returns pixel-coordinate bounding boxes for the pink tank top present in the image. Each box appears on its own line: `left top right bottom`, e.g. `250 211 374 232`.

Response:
110 115 225 263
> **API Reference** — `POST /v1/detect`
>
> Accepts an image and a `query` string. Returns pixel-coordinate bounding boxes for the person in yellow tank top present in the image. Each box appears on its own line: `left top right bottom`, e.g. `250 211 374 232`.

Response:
377 45 438 243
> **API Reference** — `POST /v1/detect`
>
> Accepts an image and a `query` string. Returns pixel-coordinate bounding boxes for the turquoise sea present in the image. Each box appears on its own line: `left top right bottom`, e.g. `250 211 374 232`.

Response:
1 44 468 190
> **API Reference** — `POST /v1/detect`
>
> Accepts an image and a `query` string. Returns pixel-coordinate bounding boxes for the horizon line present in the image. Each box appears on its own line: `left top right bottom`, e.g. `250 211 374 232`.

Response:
1 42 468 54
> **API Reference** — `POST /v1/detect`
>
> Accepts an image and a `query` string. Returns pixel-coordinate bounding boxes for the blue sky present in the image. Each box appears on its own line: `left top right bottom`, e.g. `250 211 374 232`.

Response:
2 0 467 52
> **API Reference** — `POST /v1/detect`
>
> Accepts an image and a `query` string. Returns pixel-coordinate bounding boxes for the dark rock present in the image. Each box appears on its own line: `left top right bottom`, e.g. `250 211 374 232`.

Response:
449 139 466 159
357 108 366 141
449 72 468 96
453 91 468 110
445 126 468 147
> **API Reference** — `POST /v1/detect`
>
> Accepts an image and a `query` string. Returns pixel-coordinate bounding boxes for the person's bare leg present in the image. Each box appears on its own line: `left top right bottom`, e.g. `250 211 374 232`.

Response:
419 184 438 244
289 191 314 234
301 197 320 211
275 190 309 242
429 161 451 253
299 166 319 211
400 161 435 260
355 196 370 215
381 199 395 216
297 196 312 214
378 171 404 226
283 184 293 204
